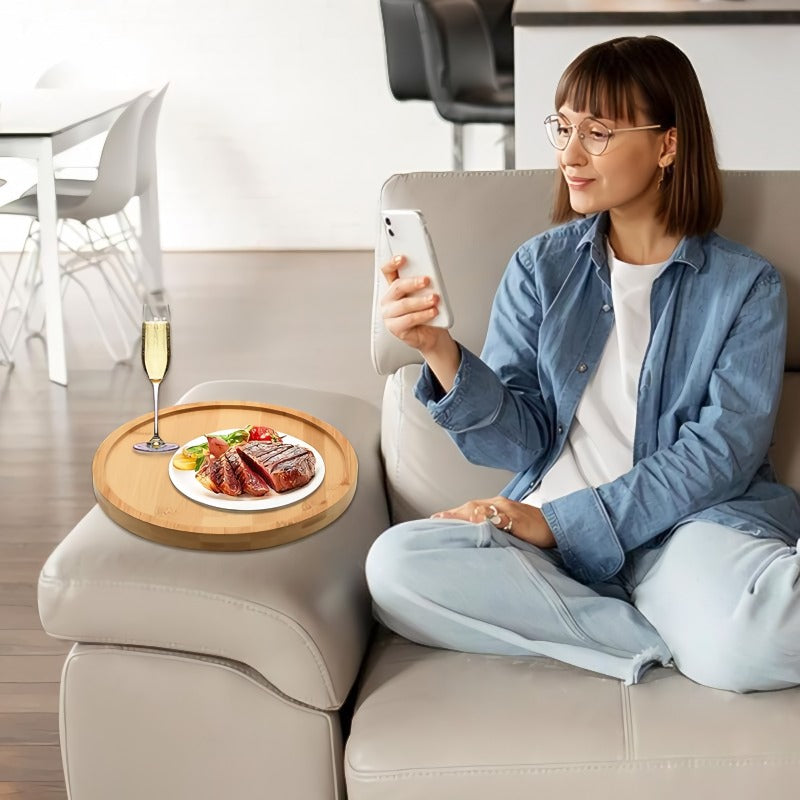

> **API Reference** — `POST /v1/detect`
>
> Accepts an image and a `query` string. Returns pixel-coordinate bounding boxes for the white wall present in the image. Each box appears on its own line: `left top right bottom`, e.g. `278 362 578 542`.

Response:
0 1 506 251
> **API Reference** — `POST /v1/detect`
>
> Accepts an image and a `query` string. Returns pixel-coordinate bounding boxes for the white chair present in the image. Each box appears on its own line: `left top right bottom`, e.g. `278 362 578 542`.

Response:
126 82 168 292
0 92 151 366
34 59 115 180
33 84 170 293
32 61 169 292
0 60 108 203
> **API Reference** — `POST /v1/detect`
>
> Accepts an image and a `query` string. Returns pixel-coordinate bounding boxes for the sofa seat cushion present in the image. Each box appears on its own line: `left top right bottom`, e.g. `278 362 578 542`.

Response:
345 630 800 800
38 382 390 711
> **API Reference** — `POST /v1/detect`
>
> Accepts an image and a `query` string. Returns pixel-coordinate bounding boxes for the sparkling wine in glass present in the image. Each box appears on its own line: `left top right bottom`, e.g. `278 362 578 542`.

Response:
133 303 179 453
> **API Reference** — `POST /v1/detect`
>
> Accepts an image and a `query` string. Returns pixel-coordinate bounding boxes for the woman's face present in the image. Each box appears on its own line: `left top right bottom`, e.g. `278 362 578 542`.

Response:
556 102 670 219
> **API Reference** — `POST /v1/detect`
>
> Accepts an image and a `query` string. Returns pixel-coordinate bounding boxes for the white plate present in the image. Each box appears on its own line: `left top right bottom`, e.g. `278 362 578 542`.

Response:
168 429 325 512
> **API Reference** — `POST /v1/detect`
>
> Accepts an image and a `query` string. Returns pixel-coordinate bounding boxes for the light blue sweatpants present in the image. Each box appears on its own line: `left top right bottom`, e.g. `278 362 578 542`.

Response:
365 518 800 692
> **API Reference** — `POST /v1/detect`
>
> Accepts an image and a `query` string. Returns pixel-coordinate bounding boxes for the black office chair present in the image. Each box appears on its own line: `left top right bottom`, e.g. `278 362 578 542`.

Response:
475 0 514 81
379 0 514 170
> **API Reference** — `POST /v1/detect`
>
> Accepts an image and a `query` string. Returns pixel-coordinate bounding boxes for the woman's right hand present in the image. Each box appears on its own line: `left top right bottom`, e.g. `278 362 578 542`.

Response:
380 255 451 354
380 254 461 392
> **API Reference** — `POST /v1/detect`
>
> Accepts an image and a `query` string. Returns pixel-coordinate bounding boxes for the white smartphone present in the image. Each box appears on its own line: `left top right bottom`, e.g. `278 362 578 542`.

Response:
382 209 454 329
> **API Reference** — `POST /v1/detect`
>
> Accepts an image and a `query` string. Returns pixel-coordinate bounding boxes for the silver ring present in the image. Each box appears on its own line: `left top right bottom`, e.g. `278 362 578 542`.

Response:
486 504 502 525
503 518 513 533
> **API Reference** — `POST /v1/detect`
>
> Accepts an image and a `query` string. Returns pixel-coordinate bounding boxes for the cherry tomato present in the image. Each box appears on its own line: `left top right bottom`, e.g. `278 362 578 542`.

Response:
248 425 280 442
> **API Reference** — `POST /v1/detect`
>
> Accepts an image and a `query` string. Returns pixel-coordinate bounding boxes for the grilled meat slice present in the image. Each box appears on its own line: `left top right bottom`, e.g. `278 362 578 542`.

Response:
238 441 316 492
224 448 271 497
208 450 242 496
265 450 316 493
195 456 218 493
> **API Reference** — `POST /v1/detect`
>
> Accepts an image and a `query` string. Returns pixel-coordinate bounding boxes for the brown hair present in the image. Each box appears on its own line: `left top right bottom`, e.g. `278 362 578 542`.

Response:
550 36 722 237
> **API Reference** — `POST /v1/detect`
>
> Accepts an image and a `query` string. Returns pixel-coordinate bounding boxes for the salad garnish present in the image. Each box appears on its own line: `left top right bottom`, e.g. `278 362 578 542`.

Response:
173 425 283 471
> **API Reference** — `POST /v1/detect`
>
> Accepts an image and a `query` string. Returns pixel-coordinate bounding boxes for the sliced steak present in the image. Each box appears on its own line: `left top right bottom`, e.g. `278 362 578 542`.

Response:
265 452 316 492
195 457 218 493
225 448 271 497
238 441 316 492
209 450 242 496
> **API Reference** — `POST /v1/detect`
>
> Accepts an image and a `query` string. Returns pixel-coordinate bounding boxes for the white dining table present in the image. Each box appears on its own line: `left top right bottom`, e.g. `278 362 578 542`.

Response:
0 88 153 385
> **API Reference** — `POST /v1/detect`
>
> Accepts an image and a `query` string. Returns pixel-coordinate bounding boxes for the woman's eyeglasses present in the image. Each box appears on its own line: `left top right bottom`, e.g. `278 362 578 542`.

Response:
544 113 663 156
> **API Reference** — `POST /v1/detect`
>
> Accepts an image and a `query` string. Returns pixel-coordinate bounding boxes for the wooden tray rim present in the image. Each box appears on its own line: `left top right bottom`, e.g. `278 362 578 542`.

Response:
92 400 358 547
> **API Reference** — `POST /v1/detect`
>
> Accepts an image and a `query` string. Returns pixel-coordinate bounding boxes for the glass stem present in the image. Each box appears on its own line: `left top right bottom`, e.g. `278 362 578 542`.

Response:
152 380 161 441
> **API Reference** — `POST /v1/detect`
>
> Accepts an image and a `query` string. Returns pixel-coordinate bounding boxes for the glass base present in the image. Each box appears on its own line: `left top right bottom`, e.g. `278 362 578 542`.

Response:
133 439 179 453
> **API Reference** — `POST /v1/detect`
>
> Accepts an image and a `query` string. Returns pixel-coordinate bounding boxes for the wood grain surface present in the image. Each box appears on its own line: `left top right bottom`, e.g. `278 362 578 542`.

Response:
92 401 359 550
0 781 66 799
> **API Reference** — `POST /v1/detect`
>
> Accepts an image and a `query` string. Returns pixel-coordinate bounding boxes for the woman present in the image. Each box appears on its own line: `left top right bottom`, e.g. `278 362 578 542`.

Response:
366 35 800 692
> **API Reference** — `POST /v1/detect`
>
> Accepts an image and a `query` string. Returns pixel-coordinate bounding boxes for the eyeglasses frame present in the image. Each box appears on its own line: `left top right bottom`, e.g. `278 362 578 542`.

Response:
544 113 665 156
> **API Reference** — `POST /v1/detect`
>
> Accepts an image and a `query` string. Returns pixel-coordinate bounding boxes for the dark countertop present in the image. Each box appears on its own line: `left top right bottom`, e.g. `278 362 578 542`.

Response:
512 0 800 26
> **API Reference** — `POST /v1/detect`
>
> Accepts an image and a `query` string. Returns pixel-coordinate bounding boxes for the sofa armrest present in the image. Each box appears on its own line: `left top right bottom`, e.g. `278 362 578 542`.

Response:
39 382 390 711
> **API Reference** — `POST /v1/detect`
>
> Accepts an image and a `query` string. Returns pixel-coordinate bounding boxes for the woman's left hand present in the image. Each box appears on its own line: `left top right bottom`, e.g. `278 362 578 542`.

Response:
432 497 556 549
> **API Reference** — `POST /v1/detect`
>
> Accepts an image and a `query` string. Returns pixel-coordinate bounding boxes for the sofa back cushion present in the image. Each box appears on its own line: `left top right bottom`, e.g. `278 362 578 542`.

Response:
374 171 800 522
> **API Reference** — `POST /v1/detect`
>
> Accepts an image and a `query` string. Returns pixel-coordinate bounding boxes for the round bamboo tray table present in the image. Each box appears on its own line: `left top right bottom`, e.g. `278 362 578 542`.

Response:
92 401 358 551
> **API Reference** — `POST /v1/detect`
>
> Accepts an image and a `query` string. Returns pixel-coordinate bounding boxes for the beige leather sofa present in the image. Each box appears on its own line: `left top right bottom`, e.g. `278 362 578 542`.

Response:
39 170 800 799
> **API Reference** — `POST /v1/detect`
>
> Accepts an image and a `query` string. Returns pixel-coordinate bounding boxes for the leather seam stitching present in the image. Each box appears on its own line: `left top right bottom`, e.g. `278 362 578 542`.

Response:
619 682 634 760
347 756 800 780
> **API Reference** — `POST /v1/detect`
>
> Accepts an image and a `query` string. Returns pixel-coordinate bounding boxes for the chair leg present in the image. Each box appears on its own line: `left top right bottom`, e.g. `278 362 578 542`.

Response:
61 271 131 363
0 334 10 366
4 243 45 352
0 221 40 362
452 124 464 171
115 210 146 285
79 222 142 324
0 256 25 317
59 217 141 311
503 124 515 170
116 207 163 297
97 215 146 296
1 213 145 367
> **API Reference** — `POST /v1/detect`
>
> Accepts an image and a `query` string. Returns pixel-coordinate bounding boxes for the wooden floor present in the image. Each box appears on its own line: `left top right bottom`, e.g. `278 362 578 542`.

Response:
0 249 382 797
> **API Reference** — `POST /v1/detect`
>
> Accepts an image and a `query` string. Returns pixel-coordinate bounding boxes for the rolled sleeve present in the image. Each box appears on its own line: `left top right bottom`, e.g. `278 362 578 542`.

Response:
414 346 505 432
542 488 625 582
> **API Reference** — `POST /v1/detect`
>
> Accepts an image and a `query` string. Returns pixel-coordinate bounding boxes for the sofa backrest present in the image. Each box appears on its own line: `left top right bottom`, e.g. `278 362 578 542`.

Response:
373 170 800 522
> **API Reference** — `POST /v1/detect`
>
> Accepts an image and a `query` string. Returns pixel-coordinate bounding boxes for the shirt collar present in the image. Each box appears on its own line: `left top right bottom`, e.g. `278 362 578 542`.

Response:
576 212 707 274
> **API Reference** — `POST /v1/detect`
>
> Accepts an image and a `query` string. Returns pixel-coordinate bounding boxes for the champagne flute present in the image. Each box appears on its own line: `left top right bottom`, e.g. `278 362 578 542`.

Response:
133 303 179 453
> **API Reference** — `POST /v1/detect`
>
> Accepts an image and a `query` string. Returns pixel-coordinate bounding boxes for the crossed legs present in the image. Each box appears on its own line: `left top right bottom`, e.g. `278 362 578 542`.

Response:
366 518 800 691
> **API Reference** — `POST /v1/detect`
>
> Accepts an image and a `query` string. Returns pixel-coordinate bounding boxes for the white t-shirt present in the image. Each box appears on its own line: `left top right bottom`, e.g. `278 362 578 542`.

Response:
522 241 666 508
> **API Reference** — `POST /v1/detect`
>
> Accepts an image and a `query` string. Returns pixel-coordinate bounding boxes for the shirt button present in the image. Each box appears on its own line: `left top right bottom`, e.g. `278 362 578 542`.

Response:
557 424 564 434
602 304 611 312
577 363 588 373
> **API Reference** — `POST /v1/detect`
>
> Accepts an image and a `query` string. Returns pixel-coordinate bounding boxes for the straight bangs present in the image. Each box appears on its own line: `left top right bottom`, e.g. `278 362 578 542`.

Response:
554 51 641 125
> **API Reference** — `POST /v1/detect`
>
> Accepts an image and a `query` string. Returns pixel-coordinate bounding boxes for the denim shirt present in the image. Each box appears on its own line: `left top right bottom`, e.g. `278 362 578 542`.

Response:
415 212 800 584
